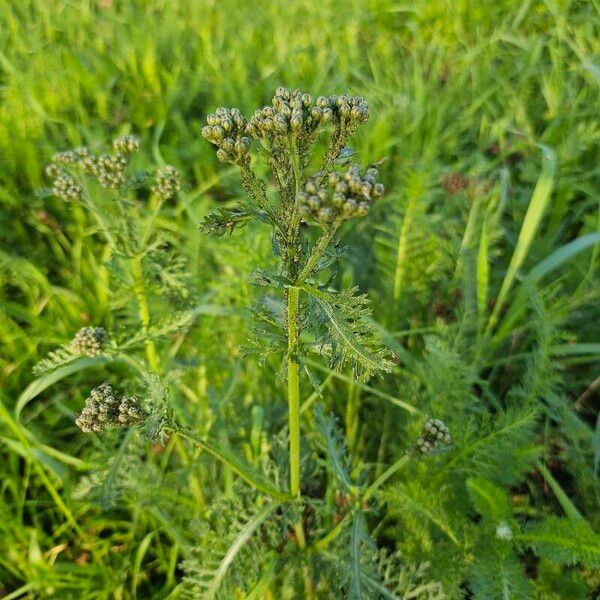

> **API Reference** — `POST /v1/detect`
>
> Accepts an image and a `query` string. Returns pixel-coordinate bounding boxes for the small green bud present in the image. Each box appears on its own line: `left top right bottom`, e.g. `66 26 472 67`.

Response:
356 201 370 216
332 192 345 207
318 207 335 223
321 108 333 122
372 183 385 198
45 163 62 179
342 198 357 216
291 114 303 131
308 195 321 210
305 181 318 194
221 138 234 152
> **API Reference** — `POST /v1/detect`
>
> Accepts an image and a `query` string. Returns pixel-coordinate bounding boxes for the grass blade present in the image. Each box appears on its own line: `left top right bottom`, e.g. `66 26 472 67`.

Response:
486 144 556 333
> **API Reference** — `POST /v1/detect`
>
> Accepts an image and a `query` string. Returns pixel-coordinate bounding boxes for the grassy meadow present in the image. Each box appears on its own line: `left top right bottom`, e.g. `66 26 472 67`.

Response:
1 0 599 598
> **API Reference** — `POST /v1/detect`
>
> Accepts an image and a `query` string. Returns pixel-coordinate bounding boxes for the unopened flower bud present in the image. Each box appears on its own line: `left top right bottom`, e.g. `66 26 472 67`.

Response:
318 207 335 223
414 418 452 455
357 201 370 216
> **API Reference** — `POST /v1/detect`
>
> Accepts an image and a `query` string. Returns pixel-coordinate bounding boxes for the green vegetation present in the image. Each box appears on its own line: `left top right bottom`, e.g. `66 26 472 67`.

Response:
1 0 599 598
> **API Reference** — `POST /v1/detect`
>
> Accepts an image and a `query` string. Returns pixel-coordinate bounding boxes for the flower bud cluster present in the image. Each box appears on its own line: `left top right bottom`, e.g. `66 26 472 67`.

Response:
315 94 369 129
75 382 146 433
50 171 83 202
297 163 384 225
80 152 129 191
152 165 182 200
46 136 141 196
414 418 452 455
70 326 108 357
201 107 250 164
246 87 332 142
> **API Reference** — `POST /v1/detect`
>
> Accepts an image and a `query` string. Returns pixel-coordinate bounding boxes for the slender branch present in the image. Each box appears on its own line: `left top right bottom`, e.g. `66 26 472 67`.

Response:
131 255 159 372
175 427 290 501
363 453 411 502
296 225 339 283
311 512 353 552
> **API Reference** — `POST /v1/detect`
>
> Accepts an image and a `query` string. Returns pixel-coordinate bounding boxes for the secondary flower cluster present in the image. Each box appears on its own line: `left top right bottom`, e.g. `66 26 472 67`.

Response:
71 326 108 357
201 107 251 164
414 418 452 455
152 165 182 200
46 135 180 202
75 382 146 433
297 163 384 225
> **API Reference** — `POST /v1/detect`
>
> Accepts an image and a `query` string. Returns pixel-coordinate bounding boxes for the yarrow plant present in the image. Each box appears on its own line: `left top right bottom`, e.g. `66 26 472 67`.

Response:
201 87 392 508
35 92 457 598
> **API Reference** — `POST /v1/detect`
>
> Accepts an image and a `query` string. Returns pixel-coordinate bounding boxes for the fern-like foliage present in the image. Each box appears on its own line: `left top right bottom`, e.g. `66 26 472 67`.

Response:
518 517 600 569
374 555 445 600
373 171 447 318
315 406 357 494
304 284 393 380
469 542 531 600
199 204 258 237
326 511 386 599
32 346 83 375
181 496 282 599
443 406 540 485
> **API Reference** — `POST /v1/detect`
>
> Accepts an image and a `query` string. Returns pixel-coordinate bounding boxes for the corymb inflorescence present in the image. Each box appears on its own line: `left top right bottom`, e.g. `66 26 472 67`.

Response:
75 382 146 433
415 418 452 455
70 326 109 357
297 163 385 225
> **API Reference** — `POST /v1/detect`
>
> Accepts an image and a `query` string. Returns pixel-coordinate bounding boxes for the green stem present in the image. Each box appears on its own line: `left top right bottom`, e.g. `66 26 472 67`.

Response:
289 138 303 239
140 197 164 248
312 512 353 552
296 225 338 283
131 255 159 372
363 453 411 502
287 286 301 498
175 428 289 501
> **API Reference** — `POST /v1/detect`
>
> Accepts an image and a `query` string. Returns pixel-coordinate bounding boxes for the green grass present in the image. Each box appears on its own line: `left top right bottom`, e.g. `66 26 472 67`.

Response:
1 0 599 598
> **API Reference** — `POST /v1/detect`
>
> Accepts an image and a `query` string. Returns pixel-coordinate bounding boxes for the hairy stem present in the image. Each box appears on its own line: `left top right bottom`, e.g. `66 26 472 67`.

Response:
132 255 159 372
287 285 301 498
